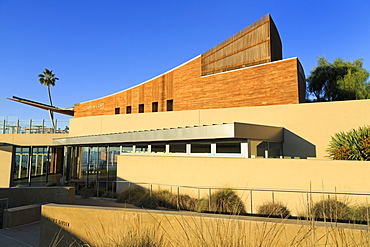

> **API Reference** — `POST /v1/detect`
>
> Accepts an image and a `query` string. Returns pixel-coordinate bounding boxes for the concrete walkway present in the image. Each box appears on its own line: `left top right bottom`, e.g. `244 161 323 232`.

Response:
0 222 39 247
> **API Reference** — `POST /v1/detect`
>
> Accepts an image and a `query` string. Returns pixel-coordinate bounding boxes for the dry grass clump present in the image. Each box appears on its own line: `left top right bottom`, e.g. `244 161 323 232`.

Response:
116 187 198 211
312 198 350 221
257 202 290 218
197 189 246 214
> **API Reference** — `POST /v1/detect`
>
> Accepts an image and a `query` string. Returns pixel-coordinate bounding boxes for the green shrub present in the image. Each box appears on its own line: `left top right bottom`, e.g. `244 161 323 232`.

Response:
116 188 198 211
327 125 370 161
116 186 148 203
257 202 290 218
312 198 350 221
197 189 246 214
350 205 370 223
77 187 97 199
101 190 118 199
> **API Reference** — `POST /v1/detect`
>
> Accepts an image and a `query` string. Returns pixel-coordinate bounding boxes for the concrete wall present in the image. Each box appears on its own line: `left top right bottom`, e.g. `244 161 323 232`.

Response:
0 187 74 208
117 155 370 214
70 100 370 159
40 204 368 247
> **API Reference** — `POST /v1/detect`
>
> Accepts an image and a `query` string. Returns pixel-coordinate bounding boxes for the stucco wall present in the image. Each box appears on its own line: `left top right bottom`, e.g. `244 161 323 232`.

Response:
70 100 370 159
117 155 370 214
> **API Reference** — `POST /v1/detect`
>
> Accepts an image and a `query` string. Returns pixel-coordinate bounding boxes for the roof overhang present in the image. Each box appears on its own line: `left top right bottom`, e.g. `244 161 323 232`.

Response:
8 96 74 116
53 122 283 145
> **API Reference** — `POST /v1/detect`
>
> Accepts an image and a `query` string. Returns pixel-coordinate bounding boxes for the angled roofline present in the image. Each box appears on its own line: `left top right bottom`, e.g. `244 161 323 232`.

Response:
8 96 74 116
76 55 202 105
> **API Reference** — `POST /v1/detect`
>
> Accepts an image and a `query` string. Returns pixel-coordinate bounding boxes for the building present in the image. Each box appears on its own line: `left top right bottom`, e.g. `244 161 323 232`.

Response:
1 15 370 203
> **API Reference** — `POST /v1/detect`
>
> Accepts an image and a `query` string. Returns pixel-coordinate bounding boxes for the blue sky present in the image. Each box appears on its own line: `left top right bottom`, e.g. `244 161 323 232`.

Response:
1 0 369 120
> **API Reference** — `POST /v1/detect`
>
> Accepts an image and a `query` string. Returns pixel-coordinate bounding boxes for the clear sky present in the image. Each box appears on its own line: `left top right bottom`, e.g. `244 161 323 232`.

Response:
1 0 369 120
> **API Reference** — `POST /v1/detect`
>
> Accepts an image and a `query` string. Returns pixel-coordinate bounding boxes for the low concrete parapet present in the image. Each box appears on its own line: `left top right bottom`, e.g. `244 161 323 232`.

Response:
0 187 75 208
6 203 44 228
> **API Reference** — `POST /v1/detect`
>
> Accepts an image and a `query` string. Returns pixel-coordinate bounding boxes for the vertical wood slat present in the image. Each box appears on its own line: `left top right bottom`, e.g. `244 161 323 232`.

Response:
201 14 282 76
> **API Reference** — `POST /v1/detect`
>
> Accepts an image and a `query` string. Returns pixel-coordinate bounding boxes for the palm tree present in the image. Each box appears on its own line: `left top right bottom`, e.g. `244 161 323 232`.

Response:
38 68 59 130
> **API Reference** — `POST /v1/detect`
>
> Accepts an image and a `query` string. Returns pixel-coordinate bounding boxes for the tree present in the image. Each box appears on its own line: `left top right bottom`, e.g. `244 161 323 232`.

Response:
38 68 59 129
307 57 370 101
327 126 370 161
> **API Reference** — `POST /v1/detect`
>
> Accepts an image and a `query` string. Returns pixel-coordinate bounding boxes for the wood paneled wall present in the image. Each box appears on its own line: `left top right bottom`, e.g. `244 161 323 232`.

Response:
201 14 282 76
74 57 305 118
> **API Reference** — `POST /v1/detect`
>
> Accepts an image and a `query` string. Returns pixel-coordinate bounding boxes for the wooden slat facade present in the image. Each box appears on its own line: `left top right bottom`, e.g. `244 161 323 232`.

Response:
201 14 282 76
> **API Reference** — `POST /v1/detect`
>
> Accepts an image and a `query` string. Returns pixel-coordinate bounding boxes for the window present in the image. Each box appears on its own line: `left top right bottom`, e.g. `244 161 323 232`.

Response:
166 100 173 111
126 106 132 114
136 144 148 153
152 102 158 112
191 143 211 153
115 107 120 114
169 143 186 153
139 104 144 113
151 144 165 153
121 145 133 153
216 143 241 153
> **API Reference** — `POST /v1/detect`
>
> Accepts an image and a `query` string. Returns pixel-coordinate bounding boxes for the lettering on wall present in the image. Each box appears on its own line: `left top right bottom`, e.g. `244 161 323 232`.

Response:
84 103 104 110
46 216 70 227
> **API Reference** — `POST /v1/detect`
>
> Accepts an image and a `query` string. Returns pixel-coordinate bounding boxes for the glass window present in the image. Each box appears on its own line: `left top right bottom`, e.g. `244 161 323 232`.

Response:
166 100 173 111
151 144 165 153
152 102 158 112
136 144 148 153
126 106 131 114
115 107 120 114
139 104 144 113
191 143 211 153
216 143 241 153
121 145 133 153
169 143 186 153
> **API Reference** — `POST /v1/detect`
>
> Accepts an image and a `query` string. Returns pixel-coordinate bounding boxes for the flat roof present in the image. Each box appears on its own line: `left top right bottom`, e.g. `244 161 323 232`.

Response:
53 122 283 145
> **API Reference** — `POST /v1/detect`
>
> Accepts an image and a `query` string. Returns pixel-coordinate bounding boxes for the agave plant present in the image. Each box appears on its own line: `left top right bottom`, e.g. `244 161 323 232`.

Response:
327 126 370 161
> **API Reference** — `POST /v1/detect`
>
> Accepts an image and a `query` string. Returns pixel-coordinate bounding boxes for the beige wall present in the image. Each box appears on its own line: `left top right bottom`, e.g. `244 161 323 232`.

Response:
70 100 370 159
40 204 368 247
0 134 67 187
0 145 12 187
117 155 370 214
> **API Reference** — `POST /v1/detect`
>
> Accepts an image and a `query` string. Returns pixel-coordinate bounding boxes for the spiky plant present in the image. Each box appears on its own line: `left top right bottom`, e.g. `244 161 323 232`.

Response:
327 126 370 161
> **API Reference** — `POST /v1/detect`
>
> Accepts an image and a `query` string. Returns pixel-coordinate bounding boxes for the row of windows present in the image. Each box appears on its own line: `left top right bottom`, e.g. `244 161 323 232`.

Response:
115 100 173 115
121 142 243 154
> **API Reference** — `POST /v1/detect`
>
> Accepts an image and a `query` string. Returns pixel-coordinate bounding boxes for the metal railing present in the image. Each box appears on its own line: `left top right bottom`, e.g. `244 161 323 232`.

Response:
0 198 9 229
74 180 370 217
0 119 69 134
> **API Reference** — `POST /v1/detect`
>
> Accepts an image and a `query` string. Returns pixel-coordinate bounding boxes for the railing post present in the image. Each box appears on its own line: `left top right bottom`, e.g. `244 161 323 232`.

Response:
96 181 99 197
250 189 253 214
272 191 275 203
16 119 20 134
177 187 180 210
208 188 211 211
29 119 32 134
128 182 131 200
2 119 6 134
150 184 152 198
42 119 45 134
306 191 310 219
2 198 9 229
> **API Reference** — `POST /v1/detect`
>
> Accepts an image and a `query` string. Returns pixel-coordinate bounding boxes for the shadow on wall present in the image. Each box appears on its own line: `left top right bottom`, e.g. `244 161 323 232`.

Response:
40 216 86 247
283 129 316 158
